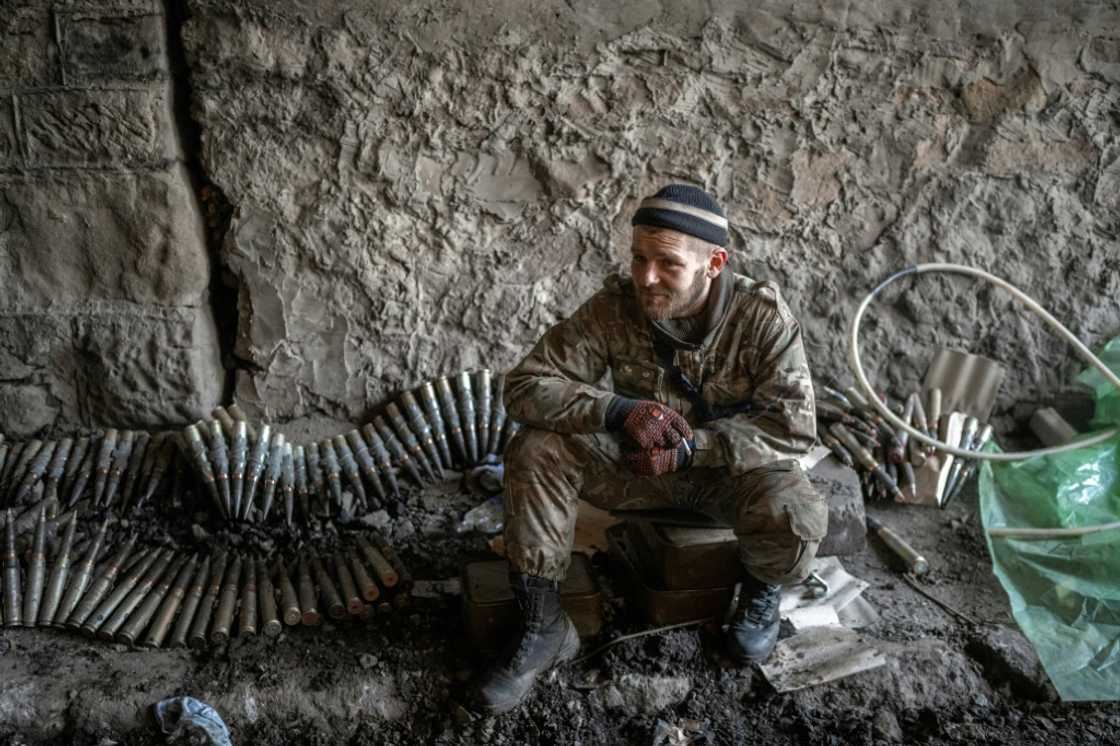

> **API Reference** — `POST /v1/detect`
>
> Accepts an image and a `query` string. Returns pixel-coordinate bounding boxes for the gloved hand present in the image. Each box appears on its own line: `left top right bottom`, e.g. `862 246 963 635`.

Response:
623 440 694 477
605 397 693 450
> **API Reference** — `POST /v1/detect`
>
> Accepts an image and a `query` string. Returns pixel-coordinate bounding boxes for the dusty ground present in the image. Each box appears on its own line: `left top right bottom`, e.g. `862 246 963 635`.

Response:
1 473 1118 746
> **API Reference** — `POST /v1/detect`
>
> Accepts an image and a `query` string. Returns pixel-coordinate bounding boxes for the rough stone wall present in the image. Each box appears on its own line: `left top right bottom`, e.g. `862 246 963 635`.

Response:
183 0 1120 428
0 0 223 435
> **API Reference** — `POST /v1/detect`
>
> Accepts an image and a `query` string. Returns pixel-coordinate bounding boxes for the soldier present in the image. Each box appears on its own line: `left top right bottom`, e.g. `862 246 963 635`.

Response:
473 184 828 714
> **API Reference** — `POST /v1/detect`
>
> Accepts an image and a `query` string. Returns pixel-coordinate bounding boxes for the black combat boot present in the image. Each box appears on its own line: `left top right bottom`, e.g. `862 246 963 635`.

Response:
727 571 783 664
474 572 581 714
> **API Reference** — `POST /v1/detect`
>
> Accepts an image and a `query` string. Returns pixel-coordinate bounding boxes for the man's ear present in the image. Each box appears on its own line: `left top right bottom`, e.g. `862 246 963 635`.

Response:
708 248 729 277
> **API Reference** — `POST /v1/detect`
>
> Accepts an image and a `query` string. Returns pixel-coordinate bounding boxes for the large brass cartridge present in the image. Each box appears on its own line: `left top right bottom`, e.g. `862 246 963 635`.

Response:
867 515 929 576
212 406 236 439
360 424 400 499
256 558 281 638
206 421 232 521
101 430 135 508
309 553 345 620
241 424 273 520
53 519 109 626
356 534 398 589
22 507 49 625
475 369 493 460
348 547 380 602
238 556 258 637
418 382 454 470
945 424 994 506
259 432 287 521
305 441 325 512
229 420 249 519
210 554 243 644
3 509 23 626
369 529 413 591
135 439 174 510
59 437 90 502
292 445 310 522
398 391 443 478
183 425 225 519
38 513 78 625
435 376 468 466
188 551 228 649
942 416 979 505
319 437 345 510
346 429 386 504
115 552 186 644
830 423 905 502
819 430 854 468
455 371 480 465
80 546 161 636
65 444 96 508
373 416 424 487
118 432 151 509
296 553 321 626
332 551 363 616
273 558 301 626
227 403 257 440
90 430 119 507
385 403 436 481
927 388 943 443
487 373 508 457
14 440 55 505
168 555 210 649
281 443 295 527
143 553 198 648
7 439 43 499
332 434 368 509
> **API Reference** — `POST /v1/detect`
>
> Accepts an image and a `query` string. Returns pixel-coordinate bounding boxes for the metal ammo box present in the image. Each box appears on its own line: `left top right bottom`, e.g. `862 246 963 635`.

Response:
630 521 741 590
462 553 603 652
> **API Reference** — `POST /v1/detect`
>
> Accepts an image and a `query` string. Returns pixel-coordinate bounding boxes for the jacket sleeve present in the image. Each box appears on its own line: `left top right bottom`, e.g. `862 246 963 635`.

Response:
503 289 616 433
691 285 817 475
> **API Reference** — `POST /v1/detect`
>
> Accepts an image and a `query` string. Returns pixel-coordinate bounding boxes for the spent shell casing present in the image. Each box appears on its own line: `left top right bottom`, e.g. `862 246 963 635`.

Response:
238 557 258 637
293 445 310 522
332 434 368 509
866 515 929 576
14 440 55 505
487 373 507 457
820 430 854 468
168 555 210 649
356 534 399 589
241 424 272 520
273 558 301 626
309 553 345 620
227 403 257 440
118 432 151 509
474 369 493 458
210 554 243 644
38 513 78 625
116 552 186 644
434 376 468 466
101 430 135 508
454 371 480 464
206 421 232 521
369 529 413 591
143 554 198 648
53 519 109 626
296 553 321 626
305 441 325 513
182 426 224 519
281 443 295 527
374 416 424 487
256 558 281 637
348 546 380 602
332 551 363 616
212 406 238 439
3 509 23 626
418 382 454 470
80 546 160 635
319 437 345 510
346 429 386 504
829 424 905 502
90 430 119 507
399 391 443 478
259 432 286 521
22 506 49 625
386 403 437 481
360 424 400 499
228 420 248 519
188 551 228 649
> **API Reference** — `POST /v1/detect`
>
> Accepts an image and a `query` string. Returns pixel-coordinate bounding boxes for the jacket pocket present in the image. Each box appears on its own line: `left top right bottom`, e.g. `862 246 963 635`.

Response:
611 359 664 401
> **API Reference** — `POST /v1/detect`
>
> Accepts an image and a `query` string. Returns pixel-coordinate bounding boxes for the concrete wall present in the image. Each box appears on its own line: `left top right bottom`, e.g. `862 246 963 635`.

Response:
3 0 1120 434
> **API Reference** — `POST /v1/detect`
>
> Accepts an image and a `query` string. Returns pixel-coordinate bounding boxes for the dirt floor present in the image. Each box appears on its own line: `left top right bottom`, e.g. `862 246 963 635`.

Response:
1 471 1119 746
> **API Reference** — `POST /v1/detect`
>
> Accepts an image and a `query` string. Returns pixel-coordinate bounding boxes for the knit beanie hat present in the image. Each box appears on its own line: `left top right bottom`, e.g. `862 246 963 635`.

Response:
631 184 728 247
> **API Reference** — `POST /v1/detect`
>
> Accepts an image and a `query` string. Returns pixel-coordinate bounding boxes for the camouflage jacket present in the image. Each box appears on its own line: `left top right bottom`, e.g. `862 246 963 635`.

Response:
504 272 817 475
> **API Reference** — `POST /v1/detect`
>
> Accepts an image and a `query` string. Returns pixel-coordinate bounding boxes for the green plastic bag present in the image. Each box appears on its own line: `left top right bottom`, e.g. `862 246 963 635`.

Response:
980 337 1120 701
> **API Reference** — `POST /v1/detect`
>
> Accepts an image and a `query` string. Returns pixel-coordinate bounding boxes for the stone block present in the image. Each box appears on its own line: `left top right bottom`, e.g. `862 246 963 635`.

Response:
19 87 176 167
0 6 55 89
60 12 167 84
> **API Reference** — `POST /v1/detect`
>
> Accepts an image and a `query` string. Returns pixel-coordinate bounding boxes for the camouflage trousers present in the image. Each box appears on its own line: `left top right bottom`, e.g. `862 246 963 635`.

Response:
503 427 829 585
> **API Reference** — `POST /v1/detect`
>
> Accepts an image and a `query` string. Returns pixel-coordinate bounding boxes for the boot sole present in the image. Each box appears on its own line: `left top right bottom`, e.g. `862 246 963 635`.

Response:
476 620 581 715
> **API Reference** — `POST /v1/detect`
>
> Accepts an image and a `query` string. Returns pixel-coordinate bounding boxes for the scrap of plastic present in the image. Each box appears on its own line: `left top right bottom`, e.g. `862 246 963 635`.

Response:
456 494 504 534
980 336 1120 701
154 696 233 746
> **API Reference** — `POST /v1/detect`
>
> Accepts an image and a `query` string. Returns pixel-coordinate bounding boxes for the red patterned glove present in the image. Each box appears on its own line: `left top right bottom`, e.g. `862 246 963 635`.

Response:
606 397 693 450
623 440 694 477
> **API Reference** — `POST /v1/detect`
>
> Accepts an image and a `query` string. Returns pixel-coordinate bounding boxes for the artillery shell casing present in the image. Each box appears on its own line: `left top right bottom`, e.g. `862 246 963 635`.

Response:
274 558 301 626
116 553 185 644
474 369 493 459
101 430 135 508
418 382 454 470
59 437 90 501
356 534 399 589
38 513 78 625
293 445 310 522
296 554 321 626
332 551 363 616
374 416 423 487
945 425 993 506
487 373 507 457
256 558 281 637
820 431 854 468
927 389 942 443
360 424 400 498
399 391 443 478
867 515 929 576
369 529 413 591
454 371 480 464
65 445 96 508
238 557 258 637
281 444 295 527
435 376 468 466
212 406 237 439
229 420 248 520
3 509 23 626
305 441 325 511
259 432 286 521
386 403 436 481
348 548 380 602
168 555 210 649
309 553 345 620
183 426 225 520
21 507 48 625
319 437 345 510
90 430 119 507
142 554 198 648
346 429 386 503
210 554 243 644
15 440 55 505
8 439 43 500
188 551 228 649
118 432 151 509
227 403 257 440
96 549 171 639
206 421 232 521
332 434 368 509
136 439 174 509
53 519 109 626
80 547 161 636
942 416 980 505
241 424 272 520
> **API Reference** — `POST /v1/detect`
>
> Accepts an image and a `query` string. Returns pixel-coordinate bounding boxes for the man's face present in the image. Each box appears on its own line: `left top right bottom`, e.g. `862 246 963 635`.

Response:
630 227 721 320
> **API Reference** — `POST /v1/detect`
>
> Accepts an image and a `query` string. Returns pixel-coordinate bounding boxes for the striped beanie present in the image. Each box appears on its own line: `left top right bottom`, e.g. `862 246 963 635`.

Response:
631 184 728 247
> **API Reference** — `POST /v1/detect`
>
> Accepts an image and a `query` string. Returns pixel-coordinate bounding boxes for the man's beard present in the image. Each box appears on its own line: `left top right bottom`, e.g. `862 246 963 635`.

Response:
637 267 709 321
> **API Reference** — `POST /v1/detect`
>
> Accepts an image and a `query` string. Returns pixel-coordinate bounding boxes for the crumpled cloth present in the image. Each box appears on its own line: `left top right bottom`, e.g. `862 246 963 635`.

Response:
154 696 232 746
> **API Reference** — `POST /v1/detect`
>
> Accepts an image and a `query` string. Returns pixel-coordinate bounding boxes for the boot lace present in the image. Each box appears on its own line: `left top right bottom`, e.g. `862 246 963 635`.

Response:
739 583 779 626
